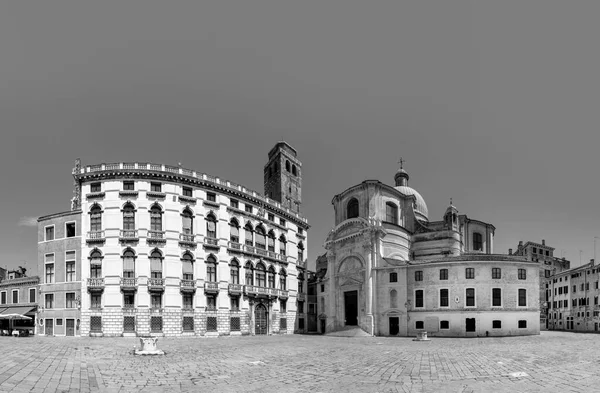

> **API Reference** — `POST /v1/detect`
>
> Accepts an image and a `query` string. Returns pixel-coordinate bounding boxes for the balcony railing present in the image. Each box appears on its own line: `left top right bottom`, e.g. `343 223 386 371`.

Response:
242 245 287 263
122 305 136 314
179 233 197 247
204 281 219 294
279 290 289 299
180 279 196 293
86 231 105 243
86 191 105 199
244 285 279 297
87 278 105 291
120 278 138 290
148 278 165 291
228 283 244 295
204 237 219 249
147 231 166 244
119 230 139 242
119 190 139 197
228 241 242 252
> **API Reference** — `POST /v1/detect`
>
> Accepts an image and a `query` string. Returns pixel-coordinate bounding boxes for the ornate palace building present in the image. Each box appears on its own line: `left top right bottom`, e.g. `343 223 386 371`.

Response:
321 163 540 337
38 142 308 337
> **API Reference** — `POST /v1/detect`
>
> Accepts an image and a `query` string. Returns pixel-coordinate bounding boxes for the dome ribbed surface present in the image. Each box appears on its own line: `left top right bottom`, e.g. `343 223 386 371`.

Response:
394 185 429 221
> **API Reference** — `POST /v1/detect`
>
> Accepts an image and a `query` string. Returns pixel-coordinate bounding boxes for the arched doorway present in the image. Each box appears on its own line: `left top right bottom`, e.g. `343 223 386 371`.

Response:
255 304 268 335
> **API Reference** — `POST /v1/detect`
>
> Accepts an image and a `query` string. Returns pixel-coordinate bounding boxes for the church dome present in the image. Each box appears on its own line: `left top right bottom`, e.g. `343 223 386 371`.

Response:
394 185 429 221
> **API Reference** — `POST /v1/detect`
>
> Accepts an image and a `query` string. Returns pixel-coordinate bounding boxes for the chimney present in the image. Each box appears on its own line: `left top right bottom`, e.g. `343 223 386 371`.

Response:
508 248 513 255
542 239 546 246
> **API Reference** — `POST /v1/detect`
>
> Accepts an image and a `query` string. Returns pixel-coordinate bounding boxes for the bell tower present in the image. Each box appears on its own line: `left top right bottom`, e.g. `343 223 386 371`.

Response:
264 141 302 213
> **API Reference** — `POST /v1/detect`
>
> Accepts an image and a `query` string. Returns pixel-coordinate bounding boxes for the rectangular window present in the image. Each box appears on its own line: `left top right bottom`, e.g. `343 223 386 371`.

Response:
183 294 193 309
151 182 162 192
546 250 549 256
66 293 76 308
518 320 527 329
245 204 253 213
545 270 551 278
1 292 6 305
440 320 449 329
492 320 501 329
492 288 502 307
581 284 584 291
415 321 424 329
45 226 55 241
492 268 501 279
206 192 216 202
11 290 18 304
230 297 240 311
465 268 475 279
518 289 527 307
439 269 448 280
415 290 424 308
66 222 76 238
124 293 135 308
532 247 537 253
440 289 449 307
390 272 398 283
280 218 286 226
280 300 287 313
90 182 101 192
45 254 55 284
56 319 63 326
573 285 576 293
563 299 568 308
206 295 217 311
183 316 194 332
385 203 398 223
298 301 304 313
558 287 562 294
66 251 76 282
586 283 589 290
415 271 423 281
182 187 193 197
320 284 325 292
151 294 162 309
466 288 475 307
230 199 239 209
45 294 54 309
268 213 274 222
123 181 135 190
29 288 35 303
91 294 102 309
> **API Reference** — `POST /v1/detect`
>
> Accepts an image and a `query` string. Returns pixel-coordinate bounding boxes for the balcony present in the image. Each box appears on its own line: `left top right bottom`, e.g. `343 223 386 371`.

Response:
119 230 139 243
203 237 219 250
122 305 136 314
86 191 105 199
179 233 197 248
297 293 306 302
147 231 166 245
119 190 139 198
87 278 105 292
148 278 165 292
204 281 219 294
244 285 279 298
242 245 287 264
120 278 138 291
86 231 105 244
146 191 166 199
227 241 243 253
180 279 196 293
279 289 289 299
178 195 197 204
228 283 244 295
297 259 307 269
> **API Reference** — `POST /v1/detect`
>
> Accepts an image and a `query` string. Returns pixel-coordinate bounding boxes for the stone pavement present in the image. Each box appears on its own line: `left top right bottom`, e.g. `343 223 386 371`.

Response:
0 331 598 393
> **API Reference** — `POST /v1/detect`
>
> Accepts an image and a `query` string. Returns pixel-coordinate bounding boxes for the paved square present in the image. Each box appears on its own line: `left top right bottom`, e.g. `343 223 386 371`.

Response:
0 331 597 392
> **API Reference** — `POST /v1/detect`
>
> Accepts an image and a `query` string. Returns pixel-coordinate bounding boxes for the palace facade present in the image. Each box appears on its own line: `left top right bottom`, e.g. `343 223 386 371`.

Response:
321 165 540 337
37 142 309 337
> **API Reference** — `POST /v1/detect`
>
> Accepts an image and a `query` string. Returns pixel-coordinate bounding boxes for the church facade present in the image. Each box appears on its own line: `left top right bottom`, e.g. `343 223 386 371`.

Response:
322 165 540 337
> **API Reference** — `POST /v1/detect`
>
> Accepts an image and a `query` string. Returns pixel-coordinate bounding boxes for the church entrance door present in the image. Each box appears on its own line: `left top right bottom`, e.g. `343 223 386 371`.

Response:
255 304 268 335
389 317 399 335
344 291 358 326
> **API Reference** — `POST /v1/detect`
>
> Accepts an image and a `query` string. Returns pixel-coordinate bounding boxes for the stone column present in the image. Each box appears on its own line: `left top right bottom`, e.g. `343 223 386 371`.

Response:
363 238 374 335
326 248 336 331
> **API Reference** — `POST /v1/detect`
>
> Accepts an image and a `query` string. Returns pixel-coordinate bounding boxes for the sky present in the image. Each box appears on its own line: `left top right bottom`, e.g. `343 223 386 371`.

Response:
2 1 600 276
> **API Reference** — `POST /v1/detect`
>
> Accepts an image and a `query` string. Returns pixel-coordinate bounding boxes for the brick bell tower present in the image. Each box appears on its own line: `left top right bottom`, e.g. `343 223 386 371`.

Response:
264 141 302 213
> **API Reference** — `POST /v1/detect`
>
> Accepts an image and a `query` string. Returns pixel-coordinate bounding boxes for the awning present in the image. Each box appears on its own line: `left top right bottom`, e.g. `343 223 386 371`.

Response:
0 306 36 316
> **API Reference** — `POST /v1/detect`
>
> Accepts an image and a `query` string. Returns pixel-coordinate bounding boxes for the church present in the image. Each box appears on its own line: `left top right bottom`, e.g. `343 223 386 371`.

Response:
321 163 540 337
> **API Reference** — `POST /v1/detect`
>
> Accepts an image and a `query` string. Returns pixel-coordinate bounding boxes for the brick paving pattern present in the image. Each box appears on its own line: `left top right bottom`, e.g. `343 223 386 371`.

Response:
0 331 598 392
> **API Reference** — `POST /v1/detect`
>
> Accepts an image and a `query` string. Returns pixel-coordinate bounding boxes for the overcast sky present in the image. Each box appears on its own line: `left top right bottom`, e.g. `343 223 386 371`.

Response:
2 1 600 275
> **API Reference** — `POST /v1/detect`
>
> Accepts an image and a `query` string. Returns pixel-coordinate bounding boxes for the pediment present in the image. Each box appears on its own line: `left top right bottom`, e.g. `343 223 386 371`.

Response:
339 276 363 287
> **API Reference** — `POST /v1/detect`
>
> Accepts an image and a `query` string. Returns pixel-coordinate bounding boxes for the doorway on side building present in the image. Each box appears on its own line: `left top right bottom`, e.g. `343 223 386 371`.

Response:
45 319 54 336
254 304 268 335
344 291 358 326
66 319 75 336
465 318 476 333
320 319 326 334
389 317 399 335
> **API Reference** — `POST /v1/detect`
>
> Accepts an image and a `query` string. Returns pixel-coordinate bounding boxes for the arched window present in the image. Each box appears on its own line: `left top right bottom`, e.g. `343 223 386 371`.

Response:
473 232 483 251
206 255 217 282
122 203 135 232
122 249 135 278
182 208 194 235
244 223 253 246
90 249 102 278
267 230 276 252
347 198 359 219
298 272 304 294
298 241 305 262
279 269 287 290
230 218 240 243
279 235 287 256
255 226 266 250
292 164 297 176
90 204 102 232
268 266 276 288
285 160 291 172
206 214 217 239
385 202 398 224
181 252 194 280
255 263 266 287
230 259 240 284
149 249 163 278
390 289 398 309
150 204 162 232
244 261 254 285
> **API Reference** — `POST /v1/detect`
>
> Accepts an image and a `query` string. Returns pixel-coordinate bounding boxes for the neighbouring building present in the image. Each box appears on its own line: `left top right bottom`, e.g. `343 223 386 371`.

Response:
38 141 308 337
0 272 39 335
510 240 570 329
321 163 540 337
37 210 82 336
545 259 600 333
0 267 6 282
